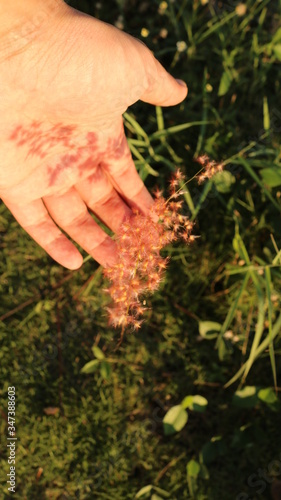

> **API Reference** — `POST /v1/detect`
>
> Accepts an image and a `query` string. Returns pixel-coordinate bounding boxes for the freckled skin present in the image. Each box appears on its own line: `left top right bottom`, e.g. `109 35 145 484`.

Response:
0 1 187 269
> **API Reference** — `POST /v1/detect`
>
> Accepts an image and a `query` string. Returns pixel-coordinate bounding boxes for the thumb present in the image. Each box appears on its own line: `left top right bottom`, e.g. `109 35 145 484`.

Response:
140 57 188 107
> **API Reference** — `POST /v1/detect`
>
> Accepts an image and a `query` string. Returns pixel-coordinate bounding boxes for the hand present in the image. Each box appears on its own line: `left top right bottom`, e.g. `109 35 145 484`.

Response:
0 2 187 269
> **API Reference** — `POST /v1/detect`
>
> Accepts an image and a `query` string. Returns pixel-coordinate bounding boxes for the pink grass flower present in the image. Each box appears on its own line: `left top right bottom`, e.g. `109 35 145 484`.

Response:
196 155 223 184
103 170 195 331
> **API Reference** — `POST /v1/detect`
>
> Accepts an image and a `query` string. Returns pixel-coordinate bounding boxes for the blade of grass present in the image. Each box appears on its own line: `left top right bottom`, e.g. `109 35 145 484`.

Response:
216 272 250 348
164 143 183 163
242 294 265 382
123 112 150 142
127 139 148 147
227 227 276 383
225 311 281 387
167 0 180 37
182 187 195 215
264 266 277 389
128 143 158 178
225 265 261 276
224 363 246 388
156 106 164 132
235 157 281 211
152 154 178 170
195 67 209 157
271 234 281 265
190 180 213 221
235 230 263 294
195 11 237 45
18 302 43 328
238 0 271 33
263 96 270 131
234 230 268 381
177 0 189 22
149 121 212 140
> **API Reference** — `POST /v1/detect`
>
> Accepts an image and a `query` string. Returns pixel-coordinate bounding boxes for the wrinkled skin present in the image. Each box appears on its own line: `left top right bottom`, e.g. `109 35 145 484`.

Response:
0 2 187 269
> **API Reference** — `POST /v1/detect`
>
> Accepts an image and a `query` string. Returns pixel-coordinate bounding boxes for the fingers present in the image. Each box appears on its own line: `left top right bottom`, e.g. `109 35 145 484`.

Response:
43 187 118 267
74 165 131 233
102 132 154 215
2 190 118 269
2 197 83 270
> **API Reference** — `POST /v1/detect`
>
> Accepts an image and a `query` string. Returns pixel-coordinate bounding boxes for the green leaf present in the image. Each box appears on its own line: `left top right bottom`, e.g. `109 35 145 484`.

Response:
80 359 100 374
260 167 281 187
181 396 193 410
258 388 279 405
151 495 163 500
218 337 228 361
230 424 253 449
92 345 105 360
201 436 226 465
218 71 232 96
100 361 112 380
199 463 210 480
273 44 281 60
153 486 171 498
182 395 208 413
232 386 259 408
198 321 221 339
163 405 188 435
212 170 236 193
187 459 201 478
272 27 281 43
135 485 153 498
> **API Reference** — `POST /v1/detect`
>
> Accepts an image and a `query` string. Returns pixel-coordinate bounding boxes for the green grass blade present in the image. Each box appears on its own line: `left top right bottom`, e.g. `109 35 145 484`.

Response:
235 231 263 295
123 112 150 141
264 266 277 389
128 143 158 178
235 157 281 211
156 106 165 132
128 139 148 147
225 311 281 388
271 234 281 265
190 180 213 221
242 295 265 382
224 364 246 388
254 312 281 360
182 187 195 215
149 121 212 140
164 142 183 163
233 229 269 382
263 96 270 131
195 11 237 45
195 66 209 157
216 272 250 348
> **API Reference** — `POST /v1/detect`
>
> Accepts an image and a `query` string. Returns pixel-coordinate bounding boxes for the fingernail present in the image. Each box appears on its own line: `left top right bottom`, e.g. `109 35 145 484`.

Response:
176 79 187 88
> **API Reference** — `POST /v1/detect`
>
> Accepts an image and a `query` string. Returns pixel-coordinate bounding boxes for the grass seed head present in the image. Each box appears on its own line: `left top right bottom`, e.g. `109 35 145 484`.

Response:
104 169 198 330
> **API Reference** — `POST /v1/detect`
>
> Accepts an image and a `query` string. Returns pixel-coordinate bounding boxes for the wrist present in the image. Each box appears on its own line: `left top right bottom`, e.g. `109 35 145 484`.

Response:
0 0 68 59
